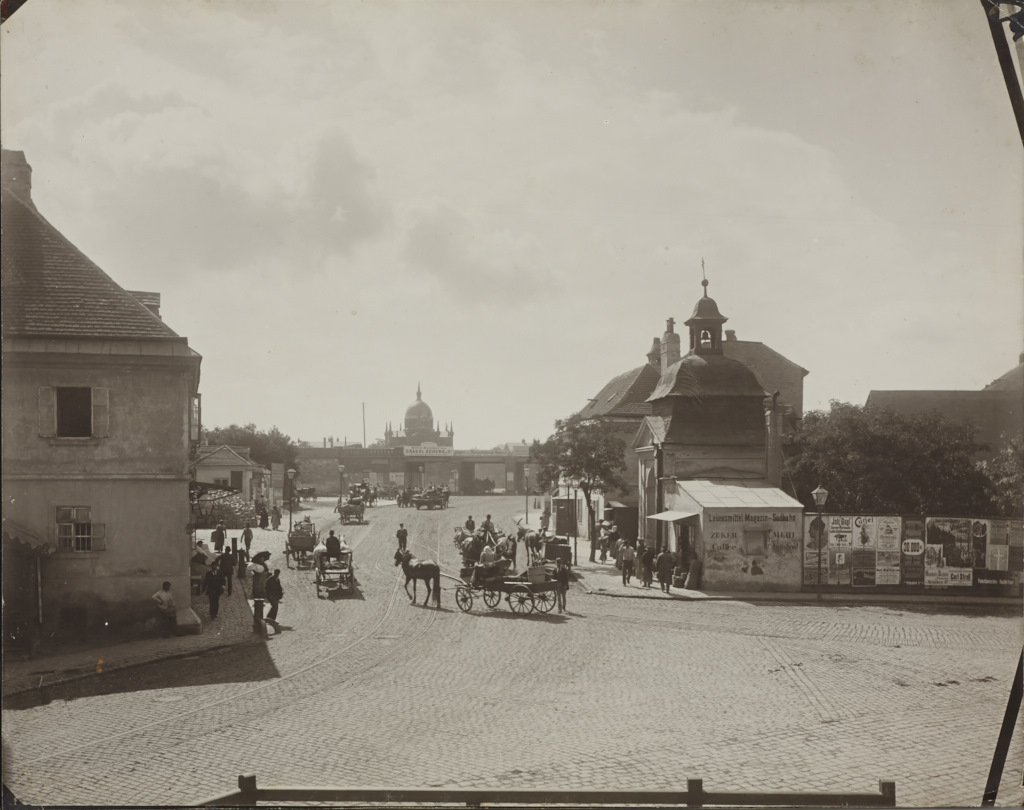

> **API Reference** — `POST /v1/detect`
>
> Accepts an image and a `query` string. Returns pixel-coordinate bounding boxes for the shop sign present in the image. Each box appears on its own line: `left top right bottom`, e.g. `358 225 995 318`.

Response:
403 446 454 457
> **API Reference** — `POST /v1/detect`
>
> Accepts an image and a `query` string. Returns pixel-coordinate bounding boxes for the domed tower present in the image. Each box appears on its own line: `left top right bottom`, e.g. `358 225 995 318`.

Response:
404 383 434 434
684 277 728 355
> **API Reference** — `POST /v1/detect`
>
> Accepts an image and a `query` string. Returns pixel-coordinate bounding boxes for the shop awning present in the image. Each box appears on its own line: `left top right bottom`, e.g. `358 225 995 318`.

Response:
647 510 699 522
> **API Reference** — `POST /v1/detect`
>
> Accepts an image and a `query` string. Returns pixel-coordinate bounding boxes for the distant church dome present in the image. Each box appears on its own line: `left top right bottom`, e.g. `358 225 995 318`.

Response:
405 383 434 431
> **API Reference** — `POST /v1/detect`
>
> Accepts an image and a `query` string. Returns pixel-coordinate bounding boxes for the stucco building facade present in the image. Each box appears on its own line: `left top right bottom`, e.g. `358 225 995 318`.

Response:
2 150 202 643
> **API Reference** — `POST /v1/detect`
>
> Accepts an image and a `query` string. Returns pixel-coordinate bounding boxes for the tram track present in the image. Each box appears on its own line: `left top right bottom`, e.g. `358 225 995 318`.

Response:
9 504 445 771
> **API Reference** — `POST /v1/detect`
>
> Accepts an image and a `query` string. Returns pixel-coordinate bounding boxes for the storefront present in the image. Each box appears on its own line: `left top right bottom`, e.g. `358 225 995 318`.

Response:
660 479 805 592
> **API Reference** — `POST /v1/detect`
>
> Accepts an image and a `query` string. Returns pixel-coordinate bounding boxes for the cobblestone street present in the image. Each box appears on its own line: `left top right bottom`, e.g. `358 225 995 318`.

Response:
3 497 1021 807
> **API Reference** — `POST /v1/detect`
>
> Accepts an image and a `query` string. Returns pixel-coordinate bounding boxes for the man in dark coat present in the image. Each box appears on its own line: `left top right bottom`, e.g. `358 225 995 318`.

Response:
656 548 676 594
202 563 226 619
218 547 236 596
265 569 284 624
396 524 408 552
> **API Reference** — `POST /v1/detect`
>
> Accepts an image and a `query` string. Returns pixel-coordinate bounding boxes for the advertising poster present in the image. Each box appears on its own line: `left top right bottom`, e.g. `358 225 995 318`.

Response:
925 517 973 587
970 520 988 569
875 517 902 585
851 516 876 587
900 518 925 586
1008 520 1023 575
987 520 1010 571
827 515 853 586
703 510 803 590
803 515 827 586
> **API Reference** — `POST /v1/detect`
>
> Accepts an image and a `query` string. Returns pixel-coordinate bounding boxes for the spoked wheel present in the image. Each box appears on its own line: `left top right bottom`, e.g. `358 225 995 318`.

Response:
455 587 474 613
482 590 501 609
507 586 535 614
533 588 556 613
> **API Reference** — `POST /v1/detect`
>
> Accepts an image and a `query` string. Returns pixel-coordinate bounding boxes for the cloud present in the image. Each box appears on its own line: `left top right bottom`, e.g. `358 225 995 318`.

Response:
402 200 553 305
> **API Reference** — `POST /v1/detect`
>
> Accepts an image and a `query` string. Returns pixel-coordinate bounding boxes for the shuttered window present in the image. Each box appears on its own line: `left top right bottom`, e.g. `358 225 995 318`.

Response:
39 387 110 438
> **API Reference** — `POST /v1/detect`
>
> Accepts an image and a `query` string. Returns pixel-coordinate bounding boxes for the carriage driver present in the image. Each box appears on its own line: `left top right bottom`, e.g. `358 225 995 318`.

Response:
325 530 343 561
480 514 495 542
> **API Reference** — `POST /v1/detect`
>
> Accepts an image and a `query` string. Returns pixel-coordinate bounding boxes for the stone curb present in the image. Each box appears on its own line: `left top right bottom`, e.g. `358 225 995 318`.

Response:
2 635 263 700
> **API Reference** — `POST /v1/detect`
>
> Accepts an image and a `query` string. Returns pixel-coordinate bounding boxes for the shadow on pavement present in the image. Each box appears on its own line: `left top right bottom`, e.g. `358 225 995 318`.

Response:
2 639 280 711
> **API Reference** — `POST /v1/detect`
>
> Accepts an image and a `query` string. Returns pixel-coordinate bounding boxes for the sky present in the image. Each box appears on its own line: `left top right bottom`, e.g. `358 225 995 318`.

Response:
2 0 1021 450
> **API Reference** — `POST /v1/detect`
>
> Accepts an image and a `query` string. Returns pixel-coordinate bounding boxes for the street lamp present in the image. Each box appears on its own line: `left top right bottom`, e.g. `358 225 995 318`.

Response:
338 464 345 501
569 476 581 567
287 468 297 535
811 484 829 602
524 466 531 525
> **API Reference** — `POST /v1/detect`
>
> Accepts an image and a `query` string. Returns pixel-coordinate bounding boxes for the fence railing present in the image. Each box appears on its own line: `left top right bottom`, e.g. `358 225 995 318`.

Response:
196 775 897 807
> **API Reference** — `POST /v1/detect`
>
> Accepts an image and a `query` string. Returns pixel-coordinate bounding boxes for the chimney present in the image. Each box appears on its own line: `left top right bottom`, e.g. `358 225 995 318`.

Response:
660 318 680 374
764 392 784 488
128 291 162 320
646 337 662 369
1 149 33 205
725 330 736 341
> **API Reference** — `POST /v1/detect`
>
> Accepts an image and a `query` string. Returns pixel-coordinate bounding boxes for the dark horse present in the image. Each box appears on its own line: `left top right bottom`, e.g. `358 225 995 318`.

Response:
394 549 441 607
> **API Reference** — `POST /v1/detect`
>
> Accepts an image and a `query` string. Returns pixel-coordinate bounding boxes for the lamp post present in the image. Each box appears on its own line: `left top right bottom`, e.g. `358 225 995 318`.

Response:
287 468 297 535
524 466 530 525
569 476 580 567
811 484 829 602
338 464 345 501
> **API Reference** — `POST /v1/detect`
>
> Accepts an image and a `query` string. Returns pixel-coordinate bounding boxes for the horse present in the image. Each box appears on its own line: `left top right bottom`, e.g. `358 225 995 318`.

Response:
515 521 546 566
394 549 441 607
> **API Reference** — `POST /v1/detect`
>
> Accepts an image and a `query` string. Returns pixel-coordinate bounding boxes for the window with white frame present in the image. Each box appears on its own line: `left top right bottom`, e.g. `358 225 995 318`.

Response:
56 506 105 552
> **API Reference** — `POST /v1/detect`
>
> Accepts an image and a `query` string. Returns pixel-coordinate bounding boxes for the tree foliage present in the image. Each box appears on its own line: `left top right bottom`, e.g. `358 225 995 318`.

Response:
530 413 628 556
978 435 1024 518
784 401 994 516
203 423 299 471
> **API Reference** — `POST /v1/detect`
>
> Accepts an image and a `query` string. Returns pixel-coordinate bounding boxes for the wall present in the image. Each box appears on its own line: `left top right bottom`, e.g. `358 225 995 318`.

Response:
804 513 1023 597
3 478 191 634
3 354 194 475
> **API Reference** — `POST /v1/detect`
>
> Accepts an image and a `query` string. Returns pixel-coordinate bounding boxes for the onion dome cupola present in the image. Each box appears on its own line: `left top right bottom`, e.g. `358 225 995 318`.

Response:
684 277 728 355
404 382 434 432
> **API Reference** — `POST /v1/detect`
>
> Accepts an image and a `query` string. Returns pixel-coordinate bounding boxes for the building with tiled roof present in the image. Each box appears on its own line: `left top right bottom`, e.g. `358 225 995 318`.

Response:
866 353 1023 461
191 445 268 503
2 149 203 645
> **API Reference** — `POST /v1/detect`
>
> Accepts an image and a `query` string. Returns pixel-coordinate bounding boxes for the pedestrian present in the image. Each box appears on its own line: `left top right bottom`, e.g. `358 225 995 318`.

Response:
241 523 254 555
465 515 475 532
202 563 226 619
259 507 269 530
539 508 551 533
265 569 284 625
212 521 226 552
248 551 271 632
508 533 518 570
271 505 282 531
218 547 236 596
152 581 176 637
554 557 570 613
598 523 610 563
641 544 656 588
656 547 675 594
396 523 408 552
620 541 636 586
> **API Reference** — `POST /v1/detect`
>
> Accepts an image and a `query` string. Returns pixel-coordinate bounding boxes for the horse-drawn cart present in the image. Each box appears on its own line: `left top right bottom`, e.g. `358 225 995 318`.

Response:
316 550 354 598
454 565 558 615
285 520 318 568
336 499 366 525
412 491 448 510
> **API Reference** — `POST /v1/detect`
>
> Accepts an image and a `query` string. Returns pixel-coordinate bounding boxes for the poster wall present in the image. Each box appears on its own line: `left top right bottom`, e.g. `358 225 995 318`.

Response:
703 509 803 590
801 514 1022 594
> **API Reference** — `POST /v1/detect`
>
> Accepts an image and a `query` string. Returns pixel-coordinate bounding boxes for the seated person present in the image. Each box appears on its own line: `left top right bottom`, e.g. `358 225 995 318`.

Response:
325 530 343 560
479 543 497 565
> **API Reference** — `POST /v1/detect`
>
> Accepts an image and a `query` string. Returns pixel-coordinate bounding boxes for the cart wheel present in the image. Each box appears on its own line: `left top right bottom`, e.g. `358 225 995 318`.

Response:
482 589 501 609
533 589 556 613
455 587 473 613
507 586 534 614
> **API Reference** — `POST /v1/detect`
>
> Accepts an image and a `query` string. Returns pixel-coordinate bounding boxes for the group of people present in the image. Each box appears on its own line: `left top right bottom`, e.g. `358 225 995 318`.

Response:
254 504 282 531
596 521 678 592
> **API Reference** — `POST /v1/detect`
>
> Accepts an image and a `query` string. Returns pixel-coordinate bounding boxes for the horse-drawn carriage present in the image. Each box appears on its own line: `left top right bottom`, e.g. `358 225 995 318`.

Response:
411 490 448 510
285 519 318 568
296 487 317 502
454 563 558 615
316 549 354 598
335 498 366 525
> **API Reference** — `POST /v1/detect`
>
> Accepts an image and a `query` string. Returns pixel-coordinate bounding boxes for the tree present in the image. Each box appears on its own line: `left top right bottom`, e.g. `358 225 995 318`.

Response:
978 435 1024 518
203 423 299 472
785 401 993 516
529 412 629 561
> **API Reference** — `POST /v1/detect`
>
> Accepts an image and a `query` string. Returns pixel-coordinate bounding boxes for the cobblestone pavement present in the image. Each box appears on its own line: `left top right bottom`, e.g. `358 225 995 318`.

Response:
3 497 1022 807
